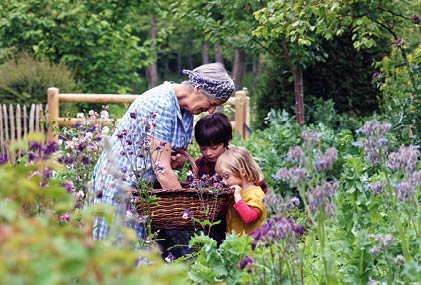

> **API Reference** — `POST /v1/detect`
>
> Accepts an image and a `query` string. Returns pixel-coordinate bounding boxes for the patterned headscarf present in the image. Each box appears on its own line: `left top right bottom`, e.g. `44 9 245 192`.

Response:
182 69 234 103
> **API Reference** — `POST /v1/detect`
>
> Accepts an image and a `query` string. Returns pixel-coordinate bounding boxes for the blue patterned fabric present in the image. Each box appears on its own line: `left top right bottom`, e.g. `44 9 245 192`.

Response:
91 82 194 240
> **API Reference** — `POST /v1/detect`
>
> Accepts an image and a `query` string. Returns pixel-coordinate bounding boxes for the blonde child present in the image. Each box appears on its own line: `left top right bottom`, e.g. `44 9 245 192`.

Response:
215 146 267 235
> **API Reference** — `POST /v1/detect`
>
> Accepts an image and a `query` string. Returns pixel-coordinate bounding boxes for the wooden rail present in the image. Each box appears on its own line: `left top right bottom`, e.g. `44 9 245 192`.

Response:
47 88 250 142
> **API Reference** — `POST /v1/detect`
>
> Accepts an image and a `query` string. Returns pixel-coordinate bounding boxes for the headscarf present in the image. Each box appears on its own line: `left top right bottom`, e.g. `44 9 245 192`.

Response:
182 69 234 103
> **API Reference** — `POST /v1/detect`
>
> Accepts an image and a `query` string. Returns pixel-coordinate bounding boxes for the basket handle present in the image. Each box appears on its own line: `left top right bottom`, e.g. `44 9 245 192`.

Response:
174 149 199 179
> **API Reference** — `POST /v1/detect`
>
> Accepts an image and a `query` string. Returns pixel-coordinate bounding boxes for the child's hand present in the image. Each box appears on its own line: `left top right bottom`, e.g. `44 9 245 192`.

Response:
231 185 243 203
231 185 242 194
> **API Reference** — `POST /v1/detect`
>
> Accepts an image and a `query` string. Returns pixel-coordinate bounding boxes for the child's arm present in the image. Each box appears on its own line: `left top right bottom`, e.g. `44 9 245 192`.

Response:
232 185 259 224
234 200 259 223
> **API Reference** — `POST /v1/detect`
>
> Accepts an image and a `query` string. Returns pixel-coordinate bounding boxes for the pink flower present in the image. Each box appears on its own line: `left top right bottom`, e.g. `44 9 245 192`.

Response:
60 212 71 223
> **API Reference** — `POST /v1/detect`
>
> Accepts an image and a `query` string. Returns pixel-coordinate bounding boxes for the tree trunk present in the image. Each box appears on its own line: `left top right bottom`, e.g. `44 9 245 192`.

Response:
232 49 246 91
187 48 193 70
293 66 305 126
164 56 169 79
145 16 158 88
214 40 223 64
177 49 182 74
249 54 263 97
202 40 209 65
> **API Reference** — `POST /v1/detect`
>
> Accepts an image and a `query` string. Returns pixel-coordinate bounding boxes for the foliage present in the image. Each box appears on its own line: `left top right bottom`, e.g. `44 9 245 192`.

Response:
234 109 357 197
0 0 159 94
0 53 82 105
187 232 252 285
0 140 188 285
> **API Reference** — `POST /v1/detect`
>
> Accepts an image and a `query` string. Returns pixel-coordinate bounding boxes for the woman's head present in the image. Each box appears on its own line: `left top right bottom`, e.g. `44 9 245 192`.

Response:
182 63 234 105
215 146 263 186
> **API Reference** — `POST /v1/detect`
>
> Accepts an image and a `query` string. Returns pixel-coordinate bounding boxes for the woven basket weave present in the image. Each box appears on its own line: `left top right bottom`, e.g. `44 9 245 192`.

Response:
134 150 233 230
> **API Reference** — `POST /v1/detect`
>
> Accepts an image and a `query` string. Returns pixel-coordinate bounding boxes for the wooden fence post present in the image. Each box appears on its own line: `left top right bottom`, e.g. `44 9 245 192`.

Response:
47 88 59 142
234 90 246 139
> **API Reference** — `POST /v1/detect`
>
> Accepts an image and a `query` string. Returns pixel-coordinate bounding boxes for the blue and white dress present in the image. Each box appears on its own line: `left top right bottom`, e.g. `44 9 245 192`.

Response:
91 82 194 241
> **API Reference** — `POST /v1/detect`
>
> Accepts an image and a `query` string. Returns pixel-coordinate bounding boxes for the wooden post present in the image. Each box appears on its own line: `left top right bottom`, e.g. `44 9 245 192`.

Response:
47 88 59 142
234 90 246 139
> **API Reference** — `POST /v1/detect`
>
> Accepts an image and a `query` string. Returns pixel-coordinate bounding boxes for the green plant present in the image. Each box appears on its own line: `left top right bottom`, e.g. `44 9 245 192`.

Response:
0 139 188 285
188 232 252 284
0 53 82 106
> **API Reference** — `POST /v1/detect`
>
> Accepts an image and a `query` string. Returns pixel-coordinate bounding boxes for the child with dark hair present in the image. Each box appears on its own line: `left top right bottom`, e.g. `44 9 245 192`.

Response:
193 112 267 244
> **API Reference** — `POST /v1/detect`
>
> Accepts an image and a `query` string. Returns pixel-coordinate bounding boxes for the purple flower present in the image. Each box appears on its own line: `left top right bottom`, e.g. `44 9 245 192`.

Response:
365 182 386 197
165 252 176 263
129 112 137 119
62 181 73 192
181 208 192 219
0 155 7 165
74 121 81 130
45 141 58 155
239 256 253 270
29 141 42 151
394 38 402 46
96 190 103 199
372 72 379 79
78 143 86 152
81 156 89 165
412 14 419 21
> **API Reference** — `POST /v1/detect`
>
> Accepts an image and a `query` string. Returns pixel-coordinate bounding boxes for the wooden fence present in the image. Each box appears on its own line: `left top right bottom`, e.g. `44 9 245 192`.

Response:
0 88 250 153
0 103 46 154
46 87 250 142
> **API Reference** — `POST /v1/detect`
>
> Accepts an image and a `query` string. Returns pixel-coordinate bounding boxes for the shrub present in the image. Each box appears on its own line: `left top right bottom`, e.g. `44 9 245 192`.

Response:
0 53 82 108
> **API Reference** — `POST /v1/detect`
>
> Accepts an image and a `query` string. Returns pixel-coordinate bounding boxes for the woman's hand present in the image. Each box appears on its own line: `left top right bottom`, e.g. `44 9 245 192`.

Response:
149 136 182 190
170 151 187 169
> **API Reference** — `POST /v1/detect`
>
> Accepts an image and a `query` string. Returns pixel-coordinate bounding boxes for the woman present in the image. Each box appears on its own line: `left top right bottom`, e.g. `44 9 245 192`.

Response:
91 63 234 258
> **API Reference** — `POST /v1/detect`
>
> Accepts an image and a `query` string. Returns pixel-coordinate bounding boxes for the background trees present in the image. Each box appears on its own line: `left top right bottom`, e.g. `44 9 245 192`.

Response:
0 0 419 139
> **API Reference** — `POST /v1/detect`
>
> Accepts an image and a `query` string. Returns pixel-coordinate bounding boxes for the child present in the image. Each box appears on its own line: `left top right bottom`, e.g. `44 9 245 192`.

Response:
193 112 267 243
194 112 232 178
215 146 266 235
194 112 267 192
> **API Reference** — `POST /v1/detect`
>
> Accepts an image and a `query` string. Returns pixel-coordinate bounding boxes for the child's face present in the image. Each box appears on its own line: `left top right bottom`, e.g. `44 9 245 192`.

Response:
216 165 243 187
199 143 226 163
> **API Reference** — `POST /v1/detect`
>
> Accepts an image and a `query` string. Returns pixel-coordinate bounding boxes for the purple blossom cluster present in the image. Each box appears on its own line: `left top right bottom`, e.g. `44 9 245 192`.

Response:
367 233 395 255
386 145 420 174
314 147 337 172
354 120 392 165
26 141 59 187
393 172 421 202
249 216 304 250
301 130 321 148
365 182 386 197
189 174 225 193
273 166 307 187
116 111 162 184
57 106 110 205
264 192 300 215
306 181 338 217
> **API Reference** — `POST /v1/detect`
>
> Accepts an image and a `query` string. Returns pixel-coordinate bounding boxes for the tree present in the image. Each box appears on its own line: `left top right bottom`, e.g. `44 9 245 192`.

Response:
0 0 158 94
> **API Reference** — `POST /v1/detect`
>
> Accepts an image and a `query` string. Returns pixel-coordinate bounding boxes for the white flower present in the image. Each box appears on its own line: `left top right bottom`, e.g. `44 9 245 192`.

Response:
76 113 84 119
126 210 133 218
182 213 189 220
100 110 109 119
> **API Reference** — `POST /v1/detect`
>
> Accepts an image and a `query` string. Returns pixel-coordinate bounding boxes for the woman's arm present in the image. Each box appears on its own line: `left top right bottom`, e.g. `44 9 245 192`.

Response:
149 136 182 190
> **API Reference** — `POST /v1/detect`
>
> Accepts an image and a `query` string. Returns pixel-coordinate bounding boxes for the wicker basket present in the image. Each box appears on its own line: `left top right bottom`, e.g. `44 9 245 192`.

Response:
133 150 233 230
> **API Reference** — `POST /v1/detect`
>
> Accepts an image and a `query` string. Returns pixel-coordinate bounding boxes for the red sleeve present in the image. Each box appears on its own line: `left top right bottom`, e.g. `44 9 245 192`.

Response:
233 199 259 223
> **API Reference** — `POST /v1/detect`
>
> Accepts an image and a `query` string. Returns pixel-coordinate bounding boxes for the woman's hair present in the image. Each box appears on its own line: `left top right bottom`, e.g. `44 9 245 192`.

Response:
182 63 234 100
195 112 232 147
215 146 263 184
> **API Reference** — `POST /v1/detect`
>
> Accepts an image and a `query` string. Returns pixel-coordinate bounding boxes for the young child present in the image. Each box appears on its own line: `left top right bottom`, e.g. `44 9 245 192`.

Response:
193 112 267 243
215 146 266 235
194 112 232 178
